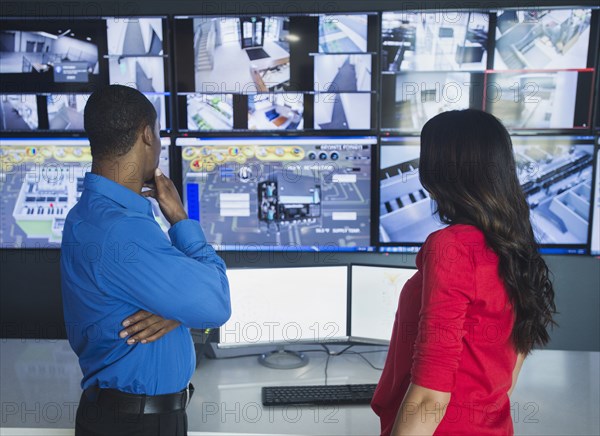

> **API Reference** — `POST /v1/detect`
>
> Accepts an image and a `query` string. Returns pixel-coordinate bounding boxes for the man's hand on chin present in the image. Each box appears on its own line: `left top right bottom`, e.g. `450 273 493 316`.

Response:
119 310 181 344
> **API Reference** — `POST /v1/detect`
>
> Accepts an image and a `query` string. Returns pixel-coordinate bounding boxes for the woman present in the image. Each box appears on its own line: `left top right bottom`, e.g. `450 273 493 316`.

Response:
371 109 556 435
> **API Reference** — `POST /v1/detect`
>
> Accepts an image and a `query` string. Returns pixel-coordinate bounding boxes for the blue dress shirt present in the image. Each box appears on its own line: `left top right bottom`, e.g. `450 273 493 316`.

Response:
60 172 231 395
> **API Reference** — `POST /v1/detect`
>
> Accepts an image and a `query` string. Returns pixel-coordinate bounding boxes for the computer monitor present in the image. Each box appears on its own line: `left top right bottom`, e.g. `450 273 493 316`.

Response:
0 137 171 248
219 266 348 348
484 70 594 130
381 71 485 132
381 11 490 72
493 9 593 71
0 19 106 89
380 10 489 133
0 17 171 132
350 264 417 344
178 135 376 251
487 8 596 132
173 14 377 131
379 136 446 250
379 135 595 254
589 145 599 256
513 135 594 253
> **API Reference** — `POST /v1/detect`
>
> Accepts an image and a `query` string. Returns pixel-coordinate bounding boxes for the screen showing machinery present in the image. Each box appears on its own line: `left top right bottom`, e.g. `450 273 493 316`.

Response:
379 135 595 254
178 136 375 251
0 137 171 248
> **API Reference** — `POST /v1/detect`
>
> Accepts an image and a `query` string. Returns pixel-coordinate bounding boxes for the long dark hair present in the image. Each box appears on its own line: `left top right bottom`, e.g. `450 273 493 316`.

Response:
419 109 556 355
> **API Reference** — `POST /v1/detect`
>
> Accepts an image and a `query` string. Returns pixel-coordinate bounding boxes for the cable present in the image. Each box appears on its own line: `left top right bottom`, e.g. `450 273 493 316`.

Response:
213 345 388 382
350 351 385 371
320 345 388 381
324 352 331 385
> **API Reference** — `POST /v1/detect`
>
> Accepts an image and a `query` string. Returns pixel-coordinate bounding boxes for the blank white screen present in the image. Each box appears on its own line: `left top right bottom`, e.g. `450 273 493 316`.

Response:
220 266 348 347
351 265 417 342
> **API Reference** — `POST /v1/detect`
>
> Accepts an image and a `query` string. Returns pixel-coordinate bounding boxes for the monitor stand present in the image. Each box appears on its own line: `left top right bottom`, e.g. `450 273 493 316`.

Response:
258 345 309 369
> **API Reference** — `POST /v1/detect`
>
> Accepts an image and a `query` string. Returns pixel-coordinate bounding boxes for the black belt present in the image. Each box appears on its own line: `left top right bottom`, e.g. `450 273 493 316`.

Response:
84 383 194 415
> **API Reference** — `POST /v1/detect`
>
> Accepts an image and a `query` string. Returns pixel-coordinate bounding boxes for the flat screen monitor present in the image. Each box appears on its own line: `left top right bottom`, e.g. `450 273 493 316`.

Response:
0 17 171 132
350 264 416 344
380 10 489 133
381 71 485 132
484 70 594 130
513 135 594 253
493 9 593 71
0 137 171 248
173 14 377 131
379 136 446 250
178 135 376 252
381 11 491 72
219 266 348 347
487 8 596 132
378 135 595 254
588 144 599 255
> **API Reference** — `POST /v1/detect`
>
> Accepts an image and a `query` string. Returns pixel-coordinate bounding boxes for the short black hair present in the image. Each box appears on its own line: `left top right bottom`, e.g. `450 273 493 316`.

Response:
84 85 157 159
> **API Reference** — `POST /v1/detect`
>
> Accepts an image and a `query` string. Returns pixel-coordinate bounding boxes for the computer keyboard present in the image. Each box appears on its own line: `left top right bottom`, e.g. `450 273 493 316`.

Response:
261 383 378 406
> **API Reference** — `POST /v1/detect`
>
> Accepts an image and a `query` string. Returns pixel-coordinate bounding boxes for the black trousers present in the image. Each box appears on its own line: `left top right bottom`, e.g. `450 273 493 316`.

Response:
75 391 188 436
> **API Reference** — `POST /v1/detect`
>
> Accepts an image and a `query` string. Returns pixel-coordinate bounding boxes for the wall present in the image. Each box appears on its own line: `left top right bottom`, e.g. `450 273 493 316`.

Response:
1 249 598 351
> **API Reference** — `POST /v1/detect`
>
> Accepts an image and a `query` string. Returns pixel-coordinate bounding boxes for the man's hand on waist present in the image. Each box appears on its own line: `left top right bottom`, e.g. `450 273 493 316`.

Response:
120 310 181 345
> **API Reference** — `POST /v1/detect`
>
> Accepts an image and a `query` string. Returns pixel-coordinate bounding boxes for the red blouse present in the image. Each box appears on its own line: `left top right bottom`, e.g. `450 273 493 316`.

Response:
371 224 517 435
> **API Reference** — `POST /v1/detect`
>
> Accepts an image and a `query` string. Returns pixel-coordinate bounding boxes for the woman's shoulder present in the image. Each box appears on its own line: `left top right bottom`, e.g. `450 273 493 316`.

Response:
425 224 485 245
420 224 497 269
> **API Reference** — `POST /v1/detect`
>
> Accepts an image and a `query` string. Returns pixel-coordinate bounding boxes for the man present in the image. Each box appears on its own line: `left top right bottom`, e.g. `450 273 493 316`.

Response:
61 85 231 435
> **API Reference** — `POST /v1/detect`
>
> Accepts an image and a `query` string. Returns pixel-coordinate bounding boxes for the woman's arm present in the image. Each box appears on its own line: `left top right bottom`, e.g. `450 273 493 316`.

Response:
508 353 525 397
391 383 451 436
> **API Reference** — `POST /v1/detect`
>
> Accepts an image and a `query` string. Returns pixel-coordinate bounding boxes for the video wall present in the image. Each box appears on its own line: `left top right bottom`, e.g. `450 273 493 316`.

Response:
1 7 599 254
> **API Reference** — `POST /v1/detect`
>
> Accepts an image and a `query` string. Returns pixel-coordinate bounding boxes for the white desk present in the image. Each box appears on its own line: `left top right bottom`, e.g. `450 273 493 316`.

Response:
0 340 598 435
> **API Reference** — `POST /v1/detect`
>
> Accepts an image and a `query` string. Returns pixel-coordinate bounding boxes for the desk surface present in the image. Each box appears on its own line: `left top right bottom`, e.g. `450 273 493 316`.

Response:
0 340 598 435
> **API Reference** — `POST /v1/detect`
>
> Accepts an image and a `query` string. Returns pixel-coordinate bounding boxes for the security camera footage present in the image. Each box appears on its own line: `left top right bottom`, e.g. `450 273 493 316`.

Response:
185 94 234 131
379 138 446 246
513 136 594 247
189 16 291 93
47 94 88 131
0 20 104 90
179 136 375 251
248 93 303 130
484 70 594 130
379 136 596 252
319 15 368 53
0 95 38 131
314 93 371 130
314 54 372 92
108 57 165 93
494 9 592 70
381 72 484 132
0 138 171 248
381 11 490 72
173 14 377 131
106 18 164 56
0 17 170 132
